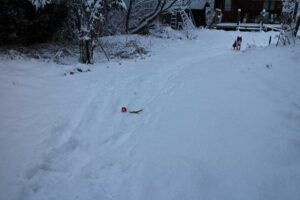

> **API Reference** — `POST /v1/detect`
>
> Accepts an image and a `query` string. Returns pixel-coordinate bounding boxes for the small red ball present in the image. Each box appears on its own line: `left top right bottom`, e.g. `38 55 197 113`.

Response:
121 107 127 113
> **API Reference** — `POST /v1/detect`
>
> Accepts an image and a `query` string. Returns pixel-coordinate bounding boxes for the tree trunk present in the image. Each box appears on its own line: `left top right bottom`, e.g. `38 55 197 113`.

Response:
295 16 300 37
79 40 93 64
125 0 134 33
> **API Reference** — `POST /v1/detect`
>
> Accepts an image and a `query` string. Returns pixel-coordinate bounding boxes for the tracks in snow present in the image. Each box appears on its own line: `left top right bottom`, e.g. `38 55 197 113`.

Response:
22 54 188 199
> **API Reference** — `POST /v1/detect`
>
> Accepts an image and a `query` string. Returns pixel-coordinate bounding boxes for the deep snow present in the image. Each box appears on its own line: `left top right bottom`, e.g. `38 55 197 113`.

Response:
1 30 300 200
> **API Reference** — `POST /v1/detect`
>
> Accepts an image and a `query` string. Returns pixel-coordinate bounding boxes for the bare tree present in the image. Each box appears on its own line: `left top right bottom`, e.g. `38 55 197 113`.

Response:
126 0 180 34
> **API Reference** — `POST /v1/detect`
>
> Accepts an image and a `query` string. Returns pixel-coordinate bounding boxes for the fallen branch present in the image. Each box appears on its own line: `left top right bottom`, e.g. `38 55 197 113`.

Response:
129 109 143 114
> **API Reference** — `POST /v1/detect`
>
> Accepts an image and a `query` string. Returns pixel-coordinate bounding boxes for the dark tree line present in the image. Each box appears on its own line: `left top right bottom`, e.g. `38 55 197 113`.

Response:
0 0 127 63
0 0 182 63
0 0 67 45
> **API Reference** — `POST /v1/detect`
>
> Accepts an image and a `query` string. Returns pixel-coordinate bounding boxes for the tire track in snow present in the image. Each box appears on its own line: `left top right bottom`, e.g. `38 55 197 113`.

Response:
20 34 247 199
21 64 182 198
22 81 118 198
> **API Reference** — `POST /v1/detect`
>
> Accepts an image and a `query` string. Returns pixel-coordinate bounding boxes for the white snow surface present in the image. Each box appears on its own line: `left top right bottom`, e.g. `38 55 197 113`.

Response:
1 30 300 200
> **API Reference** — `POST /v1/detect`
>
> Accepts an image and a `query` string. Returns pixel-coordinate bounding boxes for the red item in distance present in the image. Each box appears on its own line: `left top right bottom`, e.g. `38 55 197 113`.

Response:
121 107 127 113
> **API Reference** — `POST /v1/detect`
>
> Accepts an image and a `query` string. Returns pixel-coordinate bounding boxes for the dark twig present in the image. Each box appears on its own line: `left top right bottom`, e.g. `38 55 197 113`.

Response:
129 109 143 114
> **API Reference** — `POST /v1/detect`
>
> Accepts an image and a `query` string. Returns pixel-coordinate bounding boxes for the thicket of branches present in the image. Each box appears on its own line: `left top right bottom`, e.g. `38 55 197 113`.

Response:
126 0 179 34
0 0 183 63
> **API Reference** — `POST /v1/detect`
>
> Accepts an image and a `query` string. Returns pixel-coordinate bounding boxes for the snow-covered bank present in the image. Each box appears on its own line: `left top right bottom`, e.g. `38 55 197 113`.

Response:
1 30 300 200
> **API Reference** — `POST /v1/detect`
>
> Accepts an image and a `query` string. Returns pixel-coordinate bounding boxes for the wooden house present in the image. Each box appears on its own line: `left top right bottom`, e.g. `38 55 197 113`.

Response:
189 0 210 26
214 0 283 23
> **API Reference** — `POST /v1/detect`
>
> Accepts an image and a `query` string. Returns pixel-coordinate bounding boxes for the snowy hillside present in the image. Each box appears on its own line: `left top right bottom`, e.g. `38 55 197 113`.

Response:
1 30 300 200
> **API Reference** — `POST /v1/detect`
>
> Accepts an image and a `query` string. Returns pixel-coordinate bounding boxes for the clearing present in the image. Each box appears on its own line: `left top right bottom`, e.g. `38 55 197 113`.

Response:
1 30 300 200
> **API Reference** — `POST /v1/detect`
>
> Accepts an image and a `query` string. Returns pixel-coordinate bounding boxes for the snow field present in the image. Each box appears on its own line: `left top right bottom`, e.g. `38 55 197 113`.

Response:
0 30 300 200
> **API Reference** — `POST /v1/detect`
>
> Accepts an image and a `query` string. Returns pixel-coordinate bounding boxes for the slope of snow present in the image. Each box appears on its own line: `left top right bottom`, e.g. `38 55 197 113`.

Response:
0 30 300 200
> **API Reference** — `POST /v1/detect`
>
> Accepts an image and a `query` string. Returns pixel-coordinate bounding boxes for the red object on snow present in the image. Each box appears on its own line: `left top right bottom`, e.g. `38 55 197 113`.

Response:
121 107 127 113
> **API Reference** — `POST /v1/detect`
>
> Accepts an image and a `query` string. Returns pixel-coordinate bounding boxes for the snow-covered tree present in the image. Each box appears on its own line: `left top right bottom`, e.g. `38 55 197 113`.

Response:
29 0 53 8
59 0 126 63
70 0 104 64
125 0 180 34
28 0 126 63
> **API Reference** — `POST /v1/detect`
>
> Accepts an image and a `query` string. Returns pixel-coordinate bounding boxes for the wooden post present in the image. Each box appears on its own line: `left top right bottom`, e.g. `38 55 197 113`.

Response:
237 8 241 30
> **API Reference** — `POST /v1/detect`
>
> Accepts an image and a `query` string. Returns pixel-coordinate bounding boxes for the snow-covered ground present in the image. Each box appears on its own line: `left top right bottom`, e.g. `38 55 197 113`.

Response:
1 30 300 200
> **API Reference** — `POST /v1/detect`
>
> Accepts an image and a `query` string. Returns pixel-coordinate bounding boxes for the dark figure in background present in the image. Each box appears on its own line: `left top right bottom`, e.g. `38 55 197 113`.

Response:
233 36 242 51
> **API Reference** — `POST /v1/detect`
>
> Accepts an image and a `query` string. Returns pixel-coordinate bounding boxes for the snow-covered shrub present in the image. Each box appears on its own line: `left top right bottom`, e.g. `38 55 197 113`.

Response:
149 26 184 39
3 50 25 60
0 43 80 65
149 26 198 40
53 48 76 64
101 39 149 60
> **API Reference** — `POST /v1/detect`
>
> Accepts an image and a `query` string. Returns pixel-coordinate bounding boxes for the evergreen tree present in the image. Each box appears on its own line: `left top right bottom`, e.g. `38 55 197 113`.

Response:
0 0 67 45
